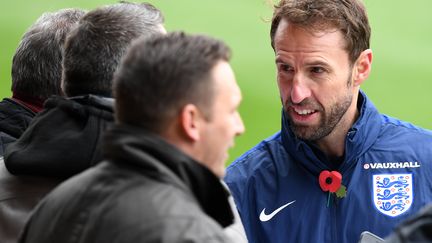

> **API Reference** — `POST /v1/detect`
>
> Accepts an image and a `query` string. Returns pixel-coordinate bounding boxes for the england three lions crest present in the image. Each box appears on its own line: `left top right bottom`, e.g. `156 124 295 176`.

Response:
373 174 413 217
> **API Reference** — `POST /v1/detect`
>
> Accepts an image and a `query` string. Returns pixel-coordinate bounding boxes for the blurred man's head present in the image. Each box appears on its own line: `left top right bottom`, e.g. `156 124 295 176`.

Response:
114 32 245 177
62 2 165 97
11 8 85 102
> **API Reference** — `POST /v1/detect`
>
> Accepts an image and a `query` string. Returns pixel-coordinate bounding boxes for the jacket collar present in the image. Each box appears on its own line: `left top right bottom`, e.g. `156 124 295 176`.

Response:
47 94 114 112
0 98 35 139
12 91 44 113
103 124 234 227
281 90 382 174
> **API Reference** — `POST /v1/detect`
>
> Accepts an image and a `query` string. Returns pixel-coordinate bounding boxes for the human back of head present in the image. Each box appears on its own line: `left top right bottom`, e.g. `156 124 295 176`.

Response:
270 0 371 64
11 8 85 101
62 2 165 97
114 32 231 133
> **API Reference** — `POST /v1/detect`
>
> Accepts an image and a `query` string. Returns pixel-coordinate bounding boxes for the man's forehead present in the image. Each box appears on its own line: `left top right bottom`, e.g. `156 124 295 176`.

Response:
275 19 347 51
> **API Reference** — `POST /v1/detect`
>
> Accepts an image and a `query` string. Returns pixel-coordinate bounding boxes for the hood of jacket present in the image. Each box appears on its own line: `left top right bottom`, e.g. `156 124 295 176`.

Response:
280 90 382 175
4 95 114 178
103 124 235 228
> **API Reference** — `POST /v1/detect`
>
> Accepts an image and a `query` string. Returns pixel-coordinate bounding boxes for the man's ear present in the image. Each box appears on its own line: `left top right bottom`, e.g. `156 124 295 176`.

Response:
179 104 201 142
353 49 373 86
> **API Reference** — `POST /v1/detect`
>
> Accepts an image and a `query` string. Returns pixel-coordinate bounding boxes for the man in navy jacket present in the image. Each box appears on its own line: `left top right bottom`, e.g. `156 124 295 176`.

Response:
225 0 432 242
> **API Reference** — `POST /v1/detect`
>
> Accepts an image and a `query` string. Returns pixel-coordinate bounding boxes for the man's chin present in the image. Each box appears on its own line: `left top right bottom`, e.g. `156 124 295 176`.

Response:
291 126 320 141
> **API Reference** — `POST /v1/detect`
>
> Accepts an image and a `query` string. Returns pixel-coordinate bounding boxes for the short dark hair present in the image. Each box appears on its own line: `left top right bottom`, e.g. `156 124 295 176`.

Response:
11 8 85 100
62 2 164 97
270 0 370 64
114 32 231 133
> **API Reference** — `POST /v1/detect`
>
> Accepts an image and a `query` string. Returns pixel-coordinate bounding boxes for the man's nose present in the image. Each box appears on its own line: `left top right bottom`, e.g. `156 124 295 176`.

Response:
235 112 245 136
290 74 311 104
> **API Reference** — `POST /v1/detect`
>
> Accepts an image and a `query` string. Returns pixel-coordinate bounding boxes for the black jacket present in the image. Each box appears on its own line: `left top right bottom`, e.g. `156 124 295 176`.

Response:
0 95 114 243
5 95 114 177
0 98 35 156
19 124 235 243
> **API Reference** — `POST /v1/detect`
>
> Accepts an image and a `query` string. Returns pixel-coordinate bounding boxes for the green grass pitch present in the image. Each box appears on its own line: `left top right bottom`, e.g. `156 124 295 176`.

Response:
0 0 431 165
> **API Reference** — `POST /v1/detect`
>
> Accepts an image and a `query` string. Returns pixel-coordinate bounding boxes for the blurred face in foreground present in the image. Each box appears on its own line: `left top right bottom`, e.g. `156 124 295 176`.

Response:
197 61 245 177
274 19 365 142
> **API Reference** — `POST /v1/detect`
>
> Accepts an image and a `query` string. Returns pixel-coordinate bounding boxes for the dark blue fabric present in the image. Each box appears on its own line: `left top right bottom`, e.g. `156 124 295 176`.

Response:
0 98 35 156
225 91 432 243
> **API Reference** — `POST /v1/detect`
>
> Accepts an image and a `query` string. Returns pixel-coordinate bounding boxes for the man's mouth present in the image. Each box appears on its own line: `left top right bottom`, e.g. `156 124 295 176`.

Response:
293 107 316 115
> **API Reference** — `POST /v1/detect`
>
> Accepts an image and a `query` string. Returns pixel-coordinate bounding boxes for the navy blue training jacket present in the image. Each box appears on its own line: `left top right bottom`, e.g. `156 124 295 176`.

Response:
225 91 432 243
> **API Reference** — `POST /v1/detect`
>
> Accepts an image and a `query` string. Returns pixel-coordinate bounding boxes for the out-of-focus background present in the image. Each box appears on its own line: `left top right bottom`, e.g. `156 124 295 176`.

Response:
1 0 431 165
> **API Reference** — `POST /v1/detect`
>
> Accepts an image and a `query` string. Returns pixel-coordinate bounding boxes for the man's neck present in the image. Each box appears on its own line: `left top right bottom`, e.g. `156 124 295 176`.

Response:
11 91 44 113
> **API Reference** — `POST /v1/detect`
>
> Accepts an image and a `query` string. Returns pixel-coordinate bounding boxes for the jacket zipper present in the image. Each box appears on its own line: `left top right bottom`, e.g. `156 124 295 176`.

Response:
332 195 339 243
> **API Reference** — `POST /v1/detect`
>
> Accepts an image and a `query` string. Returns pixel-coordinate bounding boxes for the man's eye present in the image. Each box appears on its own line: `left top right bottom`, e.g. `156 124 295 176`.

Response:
310 67 325 73
278 64 293 72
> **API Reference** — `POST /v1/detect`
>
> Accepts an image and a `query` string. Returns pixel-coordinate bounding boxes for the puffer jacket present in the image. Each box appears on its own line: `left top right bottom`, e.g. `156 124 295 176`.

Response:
19 124 235 242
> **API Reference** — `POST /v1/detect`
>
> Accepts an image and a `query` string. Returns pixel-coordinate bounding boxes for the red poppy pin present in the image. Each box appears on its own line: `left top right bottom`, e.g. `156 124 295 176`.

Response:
318 170 347 204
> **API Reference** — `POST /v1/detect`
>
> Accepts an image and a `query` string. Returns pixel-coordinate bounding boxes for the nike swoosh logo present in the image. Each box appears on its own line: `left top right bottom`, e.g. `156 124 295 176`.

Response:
259 200 296 222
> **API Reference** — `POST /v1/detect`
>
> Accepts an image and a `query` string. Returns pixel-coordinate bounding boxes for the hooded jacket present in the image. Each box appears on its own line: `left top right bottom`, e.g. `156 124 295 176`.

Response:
0 95 114 243
5 95 114 177
225 91 432 243
19 124 234 243
0 98 35 156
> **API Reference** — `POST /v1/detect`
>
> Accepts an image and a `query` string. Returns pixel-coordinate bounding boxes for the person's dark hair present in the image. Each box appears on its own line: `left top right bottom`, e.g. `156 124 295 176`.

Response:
270 0 370 64
11 8 85 100
62 2 164 97
114 32 231 133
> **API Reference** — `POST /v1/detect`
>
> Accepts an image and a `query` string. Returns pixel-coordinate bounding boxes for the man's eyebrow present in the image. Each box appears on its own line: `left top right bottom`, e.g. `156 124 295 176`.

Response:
275 57 286 64
305 60 330 66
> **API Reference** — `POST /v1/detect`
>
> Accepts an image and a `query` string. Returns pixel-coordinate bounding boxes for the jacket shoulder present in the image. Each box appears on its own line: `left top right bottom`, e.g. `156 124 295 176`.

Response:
87 170 230 242
106 187 230 242
227 132 282 173
225 132 283 204
379 114 432 141
368 115 432 162
22 162 230 243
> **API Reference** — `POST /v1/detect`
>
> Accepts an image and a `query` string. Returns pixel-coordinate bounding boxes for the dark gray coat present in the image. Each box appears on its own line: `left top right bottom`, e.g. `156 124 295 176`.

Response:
19 125 234 243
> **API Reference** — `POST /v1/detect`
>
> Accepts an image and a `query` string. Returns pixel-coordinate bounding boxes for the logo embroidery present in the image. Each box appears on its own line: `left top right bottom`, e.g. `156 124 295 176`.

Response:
373 174 413 217
259 200 295 222
363 162 420 170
